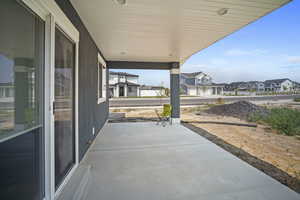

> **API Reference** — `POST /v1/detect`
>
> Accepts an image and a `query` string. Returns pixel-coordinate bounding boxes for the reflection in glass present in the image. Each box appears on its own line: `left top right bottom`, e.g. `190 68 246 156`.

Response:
55 27 76 189
0 0 45 199
0 0 44 140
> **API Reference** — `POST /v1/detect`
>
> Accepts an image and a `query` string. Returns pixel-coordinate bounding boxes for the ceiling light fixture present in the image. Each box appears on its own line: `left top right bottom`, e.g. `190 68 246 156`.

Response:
217 8 228 16
113 0 126 6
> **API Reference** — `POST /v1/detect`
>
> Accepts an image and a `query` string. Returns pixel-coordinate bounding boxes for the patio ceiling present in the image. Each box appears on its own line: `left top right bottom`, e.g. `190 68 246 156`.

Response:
70 0 291 63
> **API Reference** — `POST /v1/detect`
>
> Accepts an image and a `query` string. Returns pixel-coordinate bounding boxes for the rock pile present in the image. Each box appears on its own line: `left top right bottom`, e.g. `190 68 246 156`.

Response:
202 101 269 120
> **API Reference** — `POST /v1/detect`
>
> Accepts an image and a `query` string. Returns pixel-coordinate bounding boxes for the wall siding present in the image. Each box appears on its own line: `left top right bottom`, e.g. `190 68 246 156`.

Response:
55 0 109 161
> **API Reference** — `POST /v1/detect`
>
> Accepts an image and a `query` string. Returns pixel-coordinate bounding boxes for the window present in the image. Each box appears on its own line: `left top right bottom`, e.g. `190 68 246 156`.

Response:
97 54 106 103
0 1 45 199
0 0 44 141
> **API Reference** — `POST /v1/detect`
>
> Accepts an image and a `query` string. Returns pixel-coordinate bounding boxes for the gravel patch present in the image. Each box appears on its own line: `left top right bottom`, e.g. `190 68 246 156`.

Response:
202 101 269 120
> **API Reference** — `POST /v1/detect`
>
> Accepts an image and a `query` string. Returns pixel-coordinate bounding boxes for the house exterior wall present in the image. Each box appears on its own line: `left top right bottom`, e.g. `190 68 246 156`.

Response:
127 86 138 96
127 76 138 84
180 73 222 96
281 80 293 91
55 0 109 160
119 76 126 83
109 75 118 84
197 87 213 96
188 87 197 96
195 74 212 85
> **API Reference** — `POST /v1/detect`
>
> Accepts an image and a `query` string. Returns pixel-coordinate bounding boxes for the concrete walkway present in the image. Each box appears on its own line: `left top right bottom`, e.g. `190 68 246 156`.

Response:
83 122 299 200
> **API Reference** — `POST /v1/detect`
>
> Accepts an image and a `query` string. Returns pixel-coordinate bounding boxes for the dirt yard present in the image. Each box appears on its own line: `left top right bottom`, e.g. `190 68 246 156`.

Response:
183 113 300 179
110 101 300 181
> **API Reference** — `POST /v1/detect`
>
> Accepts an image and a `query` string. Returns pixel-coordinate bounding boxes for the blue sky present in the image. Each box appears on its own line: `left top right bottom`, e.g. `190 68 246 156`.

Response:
112 1 300 88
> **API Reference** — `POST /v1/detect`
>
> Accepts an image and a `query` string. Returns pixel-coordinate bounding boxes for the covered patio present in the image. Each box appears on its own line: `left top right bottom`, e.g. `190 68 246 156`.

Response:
60 122 299 200
69 0 292 123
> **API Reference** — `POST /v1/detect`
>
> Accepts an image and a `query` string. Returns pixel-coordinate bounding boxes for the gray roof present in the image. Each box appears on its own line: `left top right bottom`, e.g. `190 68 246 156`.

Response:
109 71 139 77
140 85 164 90
110 81 140 86
181 72 203 78
264 78 291 84
182 82 224 88
293 81 300 87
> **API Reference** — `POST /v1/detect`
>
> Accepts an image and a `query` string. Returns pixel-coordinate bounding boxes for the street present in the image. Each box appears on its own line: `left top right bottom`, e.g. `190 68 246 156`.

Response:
109 94 300 107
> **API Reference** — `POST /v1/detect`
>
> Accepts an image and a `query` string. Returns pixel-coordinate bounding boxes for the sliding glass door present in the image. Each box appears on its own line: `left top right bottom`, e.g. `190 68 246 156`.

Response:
54 27 76 189
0 0 45 199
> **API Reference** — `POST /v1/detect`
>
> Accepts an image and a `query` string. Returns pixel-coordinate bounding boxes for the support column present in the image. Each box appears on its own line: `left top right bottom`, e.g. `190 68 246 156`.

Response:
124 85 128 97
137 86 140 97
115 85 119 97
170 62 180 124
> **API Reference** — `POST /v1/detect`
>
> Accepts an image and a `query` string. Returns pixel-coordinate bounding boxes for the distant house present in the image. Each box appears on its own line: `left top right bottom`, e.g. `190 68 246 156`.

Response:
247 81 265 92
264 78 293 92
0 82 14 99
180 72 224 96
139 85 165 97
0 63 14 100
109 71 166 97
293 81 300 91
109 72 140 97
226 81 265 92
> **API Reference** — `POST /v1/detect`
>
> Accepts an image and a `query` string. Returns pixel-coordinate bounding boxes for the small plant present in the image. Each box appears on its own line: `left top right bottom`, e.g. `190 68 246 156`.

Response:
216 97 224 104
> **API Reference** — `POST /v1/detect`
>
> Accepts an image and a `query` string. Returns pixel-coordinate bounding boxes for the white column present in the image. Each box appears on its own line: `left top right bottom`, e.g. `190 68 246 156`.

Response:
124 85 128 97
115 85 119 97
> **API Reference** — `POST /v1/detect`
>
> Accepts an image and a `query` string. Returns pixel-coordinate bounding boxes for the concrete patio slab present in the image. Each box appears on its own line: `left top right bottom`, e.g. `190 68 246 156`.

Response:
83 122 299 200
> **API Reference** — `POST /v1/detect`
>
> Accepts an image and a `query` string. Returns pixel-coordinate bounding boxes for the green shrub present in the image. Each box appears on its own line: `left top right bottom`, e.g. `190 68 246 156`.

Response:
250 108 300 136
248 112 265 123
294 98 300 102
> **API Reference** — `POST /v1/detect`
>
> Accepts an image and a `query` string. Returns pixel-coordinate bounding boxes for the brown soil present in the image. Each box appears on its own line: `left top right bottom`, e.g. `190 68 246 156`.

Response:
182 112 300 179
182 122 300 193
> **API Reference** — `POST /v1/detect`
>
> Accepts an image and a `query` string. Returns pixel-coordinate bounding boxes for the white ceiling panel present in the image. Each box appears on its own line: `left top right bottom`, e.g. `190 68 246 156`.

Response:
70 0 291 63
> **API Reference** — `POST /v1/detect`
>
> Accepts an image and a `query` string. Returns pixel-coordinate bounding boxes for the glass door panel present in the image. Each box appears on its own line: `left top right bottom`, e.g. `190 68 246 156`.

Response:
54 27 76 189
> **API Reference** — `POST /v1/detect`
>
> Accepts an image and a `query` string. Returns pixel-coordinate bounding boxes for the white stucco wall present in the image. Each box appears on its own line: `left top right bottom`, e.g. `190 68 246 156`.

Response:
280 80 293 91
127 76 138 84
197 87 213 96
140 89 164 97
109 75 118 84
187 88 197 96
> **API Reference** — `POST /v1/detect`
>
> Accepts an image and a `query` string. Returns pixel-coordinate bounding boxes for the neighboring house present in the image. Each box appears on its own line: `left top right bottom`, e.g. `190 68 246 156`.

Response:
293 81 300 91
109 71 140 97
247 81 265 92
0 82 14 99
180 72 224 96
225 81 265 92
264 79 293 92
139 85 165 97
0 58 14 100
109 72 166 97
